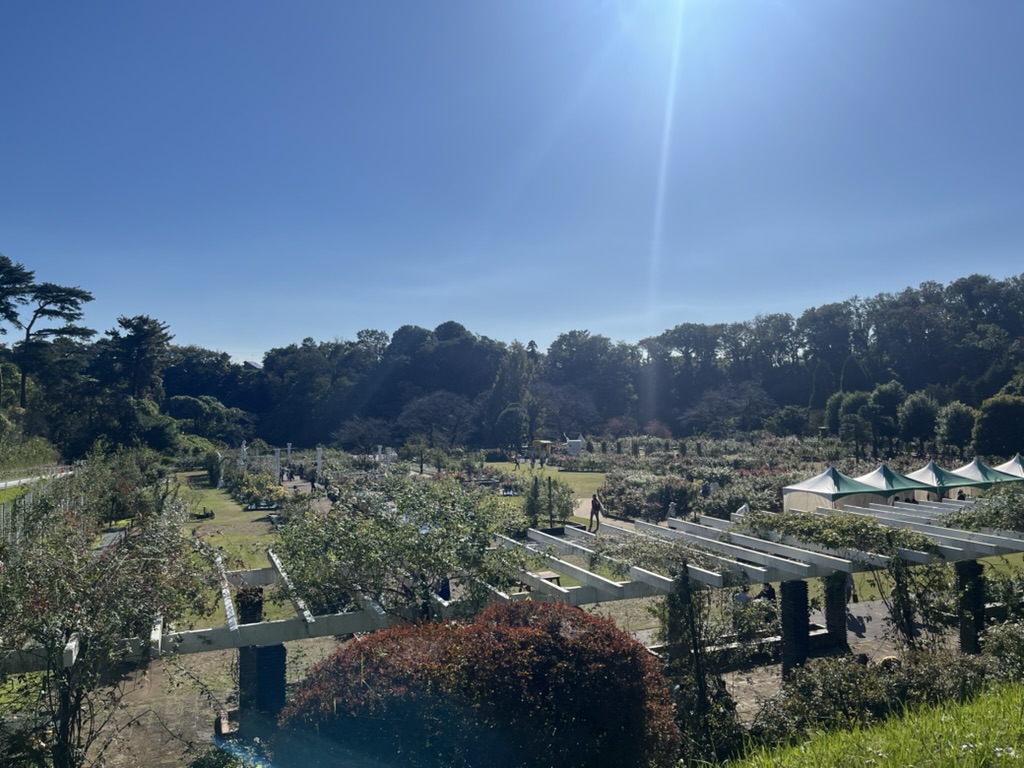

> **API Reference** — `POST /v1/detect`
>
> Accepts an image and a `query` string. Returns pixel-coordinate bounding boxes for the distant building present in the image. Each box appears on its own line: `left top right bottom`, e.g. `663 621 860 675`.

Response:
564 433 585 455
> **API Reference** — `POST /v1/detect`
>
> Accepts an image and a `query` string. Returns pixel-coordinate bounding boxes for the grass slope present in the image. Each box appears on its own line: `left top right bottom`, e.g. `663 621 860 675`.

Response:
739 683 1024 767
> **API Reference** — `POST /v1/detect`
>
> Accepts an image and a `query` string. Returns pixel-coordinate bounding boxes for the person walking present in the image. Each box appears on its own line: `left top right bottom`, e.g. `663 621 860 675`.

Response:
588 494 603 532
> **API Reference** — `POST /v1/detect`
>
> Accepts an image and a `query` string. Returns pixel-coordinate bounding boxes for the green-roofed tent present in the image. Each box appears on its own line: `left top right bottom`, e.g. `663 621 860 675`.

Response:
948 457 1024 497
783 466 889 512
994 454 1024 479
853 463 935 501
904 460 986 501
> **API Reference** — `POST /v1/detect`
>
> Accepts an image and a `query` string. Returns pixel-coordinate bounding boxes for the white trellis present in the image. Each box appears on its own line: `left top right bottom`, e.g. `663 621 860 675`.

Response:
7 498 1024 677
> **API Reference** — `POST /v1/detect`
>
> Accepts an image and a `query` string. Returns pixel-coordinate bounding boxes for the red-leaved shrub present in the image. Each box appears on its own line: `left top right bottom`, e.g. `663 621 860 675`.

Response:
274 601 680 767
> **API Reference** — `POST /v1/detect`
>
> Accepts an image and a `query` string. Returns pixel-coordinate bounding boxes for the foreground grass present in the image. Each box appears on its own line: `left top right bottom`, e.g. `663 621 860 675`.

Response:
738 683 1024 767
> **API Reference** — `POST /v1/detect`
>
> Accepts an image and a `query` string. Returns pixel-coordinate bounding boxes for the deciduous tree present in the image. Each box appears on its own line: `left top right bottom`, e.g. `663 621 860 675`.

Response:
899 392 939 456
0 451 216 768
973 395 1024 457
935 401 976 460
274 475 524 617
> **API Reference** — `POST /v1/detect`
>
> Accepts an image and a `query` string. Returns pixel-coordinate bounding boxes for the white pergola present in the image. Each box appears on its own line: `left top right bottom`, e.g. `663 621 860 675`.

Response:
6 496 1024 678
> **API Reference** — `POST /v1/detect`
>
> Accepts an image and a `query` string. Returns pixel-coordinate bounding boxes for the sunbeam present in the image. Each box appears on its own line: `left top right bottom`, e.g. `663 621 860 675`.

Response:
647 0 687 322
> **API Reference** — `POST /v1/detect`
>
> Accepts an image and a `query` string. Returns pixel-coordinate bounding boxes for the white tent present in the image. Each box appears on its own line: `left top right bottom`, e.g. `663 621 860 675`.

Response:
948 457 1023 497
994 454 1024 479
783 466 889 512
853 463 934 501
904 460 982 501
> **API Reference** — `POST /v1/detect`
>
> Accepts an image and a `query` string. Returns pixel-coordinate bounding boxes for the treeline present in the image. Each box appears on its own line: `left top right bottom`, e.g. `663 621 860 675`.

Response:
2 252 1023 460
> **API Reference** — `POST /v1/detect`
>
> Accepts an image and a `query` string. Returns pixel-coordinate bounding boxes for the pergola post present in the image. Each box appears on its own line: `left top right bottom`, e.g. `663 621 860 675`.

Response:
823 571 849 652
237 587 264 713
956 559 985 655
780 579 809 677
235 586 288 718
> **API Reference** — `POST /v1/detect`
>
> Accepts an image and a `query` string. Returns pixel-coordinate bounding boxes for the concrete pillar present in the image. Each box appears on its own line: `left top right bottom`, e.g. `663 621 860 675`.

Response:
237 588 264 712
234 587 287 717
823 571 849 652
956 559 985 655
780 579 809 678
256 644 287 715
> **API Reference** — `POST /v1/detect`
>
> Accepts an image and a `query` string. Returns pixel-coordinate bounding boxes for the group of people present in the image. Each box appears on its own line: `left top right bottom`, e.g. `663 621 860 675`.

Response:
734 582 776 605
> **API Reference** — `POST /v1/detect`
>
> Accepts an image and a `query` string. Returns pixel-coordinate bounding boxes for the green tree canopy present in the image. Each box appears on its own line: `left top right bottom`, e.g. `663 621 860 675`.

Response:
899 392 939 456
973 394 1024 457
274 475 525 616
11 282 95 407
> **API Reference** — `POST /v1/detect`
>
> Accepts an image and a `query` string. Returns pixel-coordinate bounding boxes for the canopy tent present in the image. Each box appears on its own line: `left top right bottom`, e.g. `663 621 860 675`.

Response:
853 463 935 501
994 454 1024 479
904 460 985 501
782 466 889 512
948 457 1023 497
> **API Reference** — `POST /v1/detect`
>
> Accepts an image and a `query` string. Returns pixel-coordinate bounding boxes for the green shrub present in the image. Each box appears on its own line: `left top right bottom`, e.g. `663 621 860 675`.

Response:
599 469 689 521
983 620 1024 681
750 651 993 747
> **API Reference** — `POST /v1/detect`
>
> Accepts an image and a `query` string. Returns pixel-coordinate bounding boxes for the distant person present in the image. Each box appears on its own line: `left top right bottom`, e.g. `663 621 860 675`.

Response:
755 582 776 601
957 490 966 501
733 586 751 605
589 494 603 532
667 501 677 519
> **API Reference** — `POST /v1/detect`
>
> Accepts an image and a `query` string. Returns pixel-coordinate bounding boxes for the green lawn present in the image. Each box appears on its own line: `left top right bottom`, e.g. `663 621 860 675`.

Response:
178 471 279 570
0 486 26 505
174 471 289 627
486 461 606 499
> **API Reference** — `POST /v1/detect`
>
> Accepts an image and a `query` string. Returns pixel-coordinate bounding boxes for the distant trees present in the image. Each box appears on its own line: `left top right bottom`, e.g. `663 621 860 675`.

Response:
100 315 173 401
899 393 940 456
936 401 976 459
2 248 1024 459
0 254 35 329
869 381 907 455
11 283 94 408
973 395 1024 457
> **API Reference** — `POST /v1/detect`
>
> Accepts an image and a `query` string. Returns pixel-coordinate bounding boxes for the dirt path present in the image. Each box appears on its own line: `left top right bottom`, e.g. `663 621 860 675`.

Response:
724 598 901 722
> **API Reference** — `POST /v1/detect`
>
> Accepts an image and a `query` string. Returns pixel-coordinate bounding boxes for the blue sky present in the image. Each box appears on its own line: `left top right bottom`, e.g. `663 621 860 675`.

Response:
2 1 1022 362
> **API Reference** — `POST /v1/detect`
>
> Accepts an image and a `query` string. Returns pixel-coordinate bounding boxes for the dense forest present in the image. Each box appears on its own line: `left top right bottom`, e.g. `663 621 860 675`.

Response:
2 253 1023 461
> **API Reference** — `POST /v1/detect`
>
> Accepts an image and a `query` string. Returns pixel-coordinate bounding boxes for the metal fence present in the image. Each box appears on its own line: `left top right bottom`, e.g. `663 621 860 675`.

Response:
0 466 70 545
0 489 32 544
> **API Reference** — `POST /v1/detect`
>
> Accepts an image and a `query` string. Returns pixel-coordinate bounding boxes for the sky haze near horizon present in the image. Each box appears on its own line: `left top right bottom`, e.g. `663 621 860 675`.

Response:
2 1 1023 362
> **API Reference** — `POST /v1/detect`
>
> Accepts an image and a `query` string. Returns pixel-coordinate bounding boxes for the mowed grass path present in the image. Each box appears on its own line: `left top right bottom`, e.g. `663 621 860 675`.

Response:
177 471 294 623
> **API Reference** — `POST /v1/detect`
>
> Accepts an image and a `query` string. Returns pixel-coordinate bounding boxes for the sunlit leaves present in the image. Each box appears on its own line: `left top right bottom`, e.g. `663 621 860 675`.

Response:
275 474 526 616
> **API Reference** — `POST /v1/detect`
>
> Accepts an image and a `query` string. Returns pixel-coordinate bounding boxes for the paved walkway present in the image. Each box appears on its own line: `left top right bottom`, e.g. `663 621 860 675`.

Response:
724 598 911 722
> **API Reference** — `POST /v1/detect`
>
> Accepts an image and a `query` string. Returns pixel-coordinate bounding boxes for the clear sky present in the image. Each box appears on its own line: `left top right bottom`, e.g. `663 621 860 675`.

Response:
2 1 1022 362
